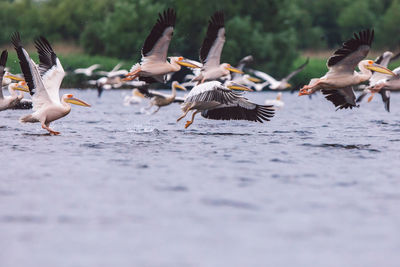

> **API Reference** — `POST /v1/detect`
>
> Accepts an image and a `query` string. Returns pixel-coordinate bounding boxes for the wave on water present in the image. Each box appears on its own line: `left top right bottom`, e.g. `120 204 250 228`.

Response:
301 143 380 152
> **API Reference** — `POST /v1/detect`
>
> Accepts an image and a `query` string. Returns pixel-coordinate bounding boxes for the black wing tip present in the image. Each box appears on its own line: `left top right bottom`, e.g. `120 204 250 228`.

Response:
210 11 224 27
327 28 374 67
11 31 22 48
158 8 176 27
0 50 8 67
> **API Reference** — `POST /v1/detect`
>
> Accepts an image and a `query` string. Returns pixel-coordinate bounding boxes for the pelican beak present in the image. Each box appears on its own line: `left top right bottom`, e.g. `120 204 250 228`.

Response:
286 83 292 88
367 63 395 76
4 74 24 82
226 66 244 74
177 59 201 69
247 76 262 83
174 83 187 91
66 96 91 107
227 83 253 92
13 84 29 92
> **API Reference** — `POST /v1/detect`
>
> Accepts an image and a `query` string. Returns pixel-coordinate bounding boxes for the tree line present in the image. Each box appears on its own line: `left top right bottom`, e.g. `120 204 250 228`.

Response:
1 0 399 77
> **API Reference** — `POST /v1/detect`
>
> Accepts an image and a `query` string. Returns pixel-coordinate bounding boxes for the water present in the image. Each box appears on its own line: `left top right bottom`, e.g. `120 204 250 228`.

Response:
1 89 400 267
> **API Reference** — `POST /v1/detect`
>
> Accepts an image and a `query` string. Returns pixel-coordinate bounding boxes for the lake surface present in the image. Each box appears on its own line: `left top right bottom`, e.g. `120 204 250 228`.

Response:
1 89 400 267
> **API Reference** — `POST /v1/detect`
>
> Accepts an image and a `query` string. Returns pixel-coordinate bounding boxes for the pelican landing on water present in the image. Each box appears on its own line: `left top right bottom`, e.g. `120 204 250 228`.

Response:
177 81 275 128
299 29 395 110
12 32 91 135
124 8 200 84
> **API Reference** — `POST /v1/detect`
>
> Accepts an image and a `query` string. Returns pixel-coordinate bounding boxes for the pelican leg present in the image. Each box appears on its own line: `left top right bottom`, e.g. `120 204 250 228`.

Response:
123 68 141 81
42 123 60 135
299 80 322 96
152 106 160 115
185 110 200 129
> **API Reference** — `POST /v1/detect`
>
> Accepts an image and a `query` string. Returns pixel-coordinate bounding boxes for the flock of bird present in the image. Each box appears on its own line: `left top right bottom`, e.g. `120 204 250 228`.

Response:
1 8 400 135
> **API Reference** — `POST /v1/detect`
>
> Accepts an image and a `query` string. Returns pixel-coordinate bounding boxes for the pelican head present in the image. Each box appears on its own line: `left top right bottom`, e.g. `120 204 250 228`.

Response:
245 75 262 83
276 92 282 101
10 81 29 93
63 94 91 107
171 57 201 69
222 63 244 74
362 60 395 75
225 81 253 91
172 81 187 91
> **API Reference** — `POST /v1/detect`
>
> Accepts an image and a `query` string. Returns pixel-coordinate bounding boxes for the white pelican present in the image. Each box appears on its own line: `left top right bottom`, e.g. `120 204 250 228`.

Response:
265 92 284 109
8 81 32 110
140 81 187 114
0 50 30 111
356 51 397 111
74 64 101 76
96 74 125 97
299 29 395 110
124 8 200 83
96 62 128 77
192 11 243 84
366 67 400 112
229 55 262 87
177 81 274 128
123 89 145 106
12 32 91 135
249 58 309 91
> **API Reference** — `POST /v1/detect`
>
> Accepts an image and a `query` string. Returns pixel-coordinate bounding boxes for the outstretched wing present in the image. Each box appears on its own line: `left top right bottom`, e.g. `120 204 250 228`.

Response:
321 87 358 110
0 50 7 99
35 36 65 104
141 8 176 63
11 32 52 111
327 29 374 74
232 55 253 79
199 11 225 68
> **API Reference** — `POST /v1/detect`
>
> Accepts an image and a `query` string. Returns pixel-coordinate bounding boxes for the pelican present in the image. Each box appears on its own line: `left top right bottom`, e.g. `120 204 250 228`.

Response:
12 32 91 135
192 11 243 84
96 62 128 77
366 67 400 112
8 81 33 110
0 50 30 111
74 64 101 76
123 89 145 106
356 51 397 111
229 55 262 87
249 58 309 91
124 8 200 83
140 81 187 114
96 74 125 97
177 81 274 128
299 29 395 110
265 92 284 109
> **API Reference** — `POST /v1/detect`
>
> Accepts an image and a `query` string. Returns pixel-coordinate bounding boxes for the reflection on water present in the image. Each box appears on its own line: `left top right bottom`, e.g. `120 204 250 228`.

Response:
1 89 400 267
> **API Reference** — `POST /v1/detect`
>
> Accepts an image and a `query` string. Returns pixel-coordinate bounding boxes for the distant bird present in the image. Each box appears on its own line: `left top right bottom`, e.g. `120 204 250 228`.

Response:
74 64 101 76
140 81 187 114
123 89 145 106
249 58 309 91
124 8 199 83
299 29 395 110
177 81 274 128
96 62 128 77
265 92 284 109
192 11 243 84
95 74 125 97
229 55 262 87
0 50 30 111
356 51 399 112
12 32 91 135
8 81 32 110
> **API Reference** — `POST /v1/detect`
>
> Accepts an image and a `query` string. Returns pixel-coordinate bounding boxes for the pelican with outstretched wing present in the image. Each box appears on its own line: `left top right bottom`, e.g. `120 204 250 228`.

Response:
249 58 309 91
74 64 101 77
0 50 30 111
299 29 395 110
192 11 243 84
124 8 199 84
177 81 274 128
12 32 91 135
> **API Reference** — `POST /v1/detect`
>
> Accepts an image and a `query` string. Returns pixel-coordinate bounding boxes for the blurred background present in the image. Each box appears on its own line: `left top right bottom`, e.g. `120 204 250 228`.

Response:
0 0 399 87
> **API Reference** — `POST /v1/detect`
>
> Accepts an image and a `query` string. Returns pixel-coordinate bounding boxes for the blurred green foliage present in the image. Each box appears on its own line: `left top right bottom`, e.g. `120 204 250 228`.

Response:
1 0 400 83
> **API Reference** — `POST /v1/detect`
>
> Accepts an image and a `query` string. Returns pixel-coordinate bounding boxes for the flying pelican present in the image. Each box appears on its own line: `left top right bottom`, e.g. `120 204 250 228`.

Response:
229 55 262 87
138 81 187 114
0 50 31 111
124 8 200 83
96 62 128 77
366 66 400 112
74 64 101 76
299 29 395 109
265 92 284 109
96 74 125 97
12 32 91 135
192 11 243 84
249 58 309 91
177 81 274 128
356 51 398 111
